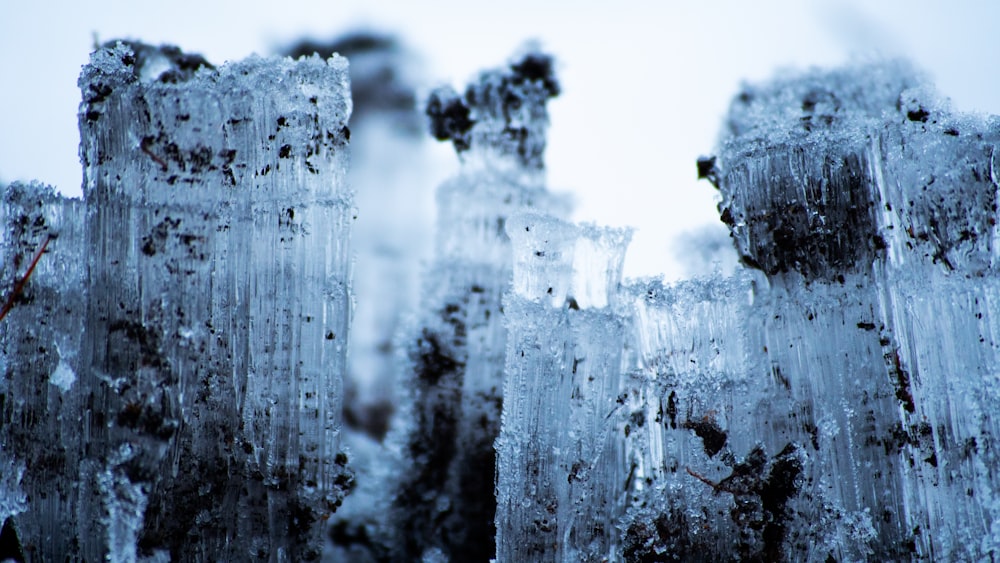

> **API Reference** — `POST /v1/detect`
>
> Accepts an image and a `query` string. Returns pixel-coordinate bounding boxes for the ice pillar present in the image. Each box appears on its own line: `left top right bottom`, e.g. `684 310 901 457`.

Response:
697 60 1000 559
496 212 631 562
0 41 358 561
0 183 86 561
283 34 431 441
388 51 569 561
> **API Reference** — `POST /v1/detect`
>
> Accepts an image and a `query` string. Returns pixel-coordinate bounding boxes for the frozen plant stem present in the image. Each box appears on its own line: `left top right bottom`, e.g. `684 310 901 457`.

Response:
0 234 50 322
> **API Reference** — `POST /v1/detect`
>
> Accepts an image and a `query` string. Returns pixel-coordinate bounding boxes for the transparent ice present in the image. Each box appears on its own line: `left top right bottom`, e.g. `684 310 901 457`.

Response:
2 41 353 561
383 51 570 562
2 39 999 563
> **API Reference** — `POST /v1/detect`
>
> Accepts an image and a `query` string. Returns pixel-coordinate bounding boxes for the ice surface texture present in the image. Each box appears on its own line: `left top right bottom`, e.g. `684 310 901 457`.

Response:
2 41 353 561
491 59 1000 562
672 60 1000 559
285 33 429 442
4 40 999 562
710 60 1000 280
496 213 631 562
382 51 570 562
621 271 1000 560
0 183 87 560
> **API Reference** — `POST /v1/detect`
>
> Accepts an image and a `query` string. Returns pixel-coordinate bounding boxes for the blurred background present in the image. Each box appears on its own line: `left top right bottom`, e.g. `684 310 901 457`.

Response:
1 0 998 280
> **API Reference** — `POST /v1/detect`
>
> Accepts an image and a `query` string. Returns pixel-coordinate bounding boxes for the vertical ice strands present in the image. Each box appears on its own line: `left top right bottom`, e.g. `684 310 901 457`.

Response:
620 274 791 561
0 40 354 561
80 41 354 560
496 212 631 562
0 183 86 560
284 33 430 441
698 60 1000 559
387 50 569 561
3 37 998 561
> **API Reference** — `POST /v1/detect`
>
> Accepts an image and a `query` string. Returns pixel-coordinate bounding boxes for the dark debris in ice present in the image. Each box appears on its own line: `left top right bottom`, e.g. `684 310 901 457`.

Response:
684 443 805 561
283 31 419 129
102 40 214 84
682 416 728 458
427 87 474 151
426 50 559 169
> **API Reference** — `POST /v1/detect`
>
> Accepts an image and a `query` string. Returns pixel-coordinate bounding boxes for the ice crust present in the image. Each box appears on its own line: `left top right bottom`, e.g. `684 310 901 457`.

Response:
2 41 353 560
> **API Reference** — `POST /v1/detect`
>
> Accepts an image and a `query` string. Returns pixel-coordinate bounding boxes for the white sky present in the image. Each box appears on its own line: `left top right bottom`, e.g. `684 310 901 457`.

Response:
1 0 998 279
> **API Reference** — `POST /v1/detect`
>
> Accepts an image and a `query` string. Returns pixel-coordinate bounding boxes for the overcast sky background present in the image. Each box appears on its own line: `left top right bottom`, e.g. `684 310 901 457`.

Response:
1 1 997 279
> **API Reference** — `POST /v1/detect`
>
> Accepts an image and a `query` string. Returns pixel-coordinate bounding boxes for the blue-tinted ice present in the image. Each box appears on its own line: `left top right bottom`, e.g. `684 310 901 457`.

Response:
2 41 354 561
2 41 999 563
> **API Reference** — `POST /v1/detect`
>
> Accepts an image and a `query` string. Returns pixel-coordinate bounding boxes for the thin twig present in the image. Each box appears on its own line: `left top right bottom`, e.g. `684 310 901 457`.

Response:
686 466 726 493
141 137 169 171
0 235 51 322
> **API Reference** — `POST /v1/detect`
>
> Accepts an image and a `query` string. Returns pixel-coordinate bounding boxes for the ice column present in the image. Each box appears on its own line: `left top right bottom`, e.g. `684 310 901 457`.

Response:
621 275 775 561
0 182 86 561
868 82 1000 559
694 63 923 560
387 51 569 561
285 33 430 441
496 212 631 562
693 60 1000 559
43 41 350 560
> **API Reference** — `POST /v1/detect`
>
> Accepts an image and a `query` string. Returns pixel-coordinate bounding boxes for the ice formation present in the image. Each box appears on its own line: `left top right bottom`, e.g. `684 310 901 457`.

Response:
687 60 1000 560
283 33 431 442
2 41 353 560
488 59 1000 562
2 37 999 563
496 213 631 562
385 52 570 562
